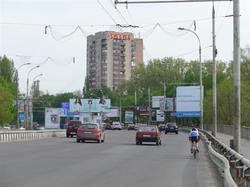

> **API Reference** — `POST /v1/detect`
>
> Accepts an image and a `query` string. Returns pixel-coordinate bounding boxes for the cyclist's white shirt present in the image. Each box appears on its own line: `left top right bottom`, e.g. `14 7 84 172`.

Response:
189 130 199 137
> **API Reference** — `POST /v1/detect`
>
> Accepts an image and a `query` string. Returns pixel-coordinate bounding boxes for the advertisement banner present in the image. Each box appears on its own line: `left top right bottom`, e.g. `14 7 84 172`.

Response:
69 98 111 113
165 97 174 112
105 109 120 118
156 110 165 122
152 96 165 108
125 111 134 123
176 86 202 112
45 108 64 129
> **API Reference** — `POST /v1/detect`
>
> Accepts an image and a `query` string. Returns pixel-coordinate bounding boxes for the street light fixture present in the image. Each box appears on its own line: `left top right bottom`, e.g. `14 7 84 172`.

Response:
177 27 203 129
26 65 40 130
15 63 31 129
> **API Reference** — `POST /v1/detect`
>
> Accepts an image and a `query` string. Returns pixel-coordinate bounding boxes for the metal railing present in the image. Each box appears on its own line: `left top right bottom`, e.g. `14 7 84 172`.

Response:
0 130 65 143
201 129 250 187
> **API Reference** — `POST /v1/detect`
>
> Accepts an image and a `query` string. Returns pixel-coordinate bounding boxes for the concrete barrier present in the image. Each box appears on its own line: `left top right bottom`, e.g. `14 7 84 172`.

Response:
0 130 65 143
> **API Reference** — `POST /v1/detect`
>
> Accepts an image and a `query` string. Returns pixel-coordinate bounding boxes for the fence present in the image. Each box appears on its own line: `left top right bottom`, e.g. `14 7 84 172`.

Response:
203 124 250 140
201 129 250 187
0 130 65 143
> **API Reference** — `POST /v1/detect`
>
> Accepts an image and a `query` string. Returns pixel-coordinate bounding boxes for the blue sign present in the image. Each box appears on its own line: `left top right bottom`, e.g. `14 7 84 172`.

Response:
61 102 70 109
18 112 25 122
171 112 201 118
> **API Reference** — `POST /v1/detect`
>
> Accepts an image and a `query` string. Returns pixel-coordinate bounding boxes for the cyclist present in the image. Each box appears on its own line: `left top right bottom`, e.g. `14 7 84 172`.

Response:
189 128 200 153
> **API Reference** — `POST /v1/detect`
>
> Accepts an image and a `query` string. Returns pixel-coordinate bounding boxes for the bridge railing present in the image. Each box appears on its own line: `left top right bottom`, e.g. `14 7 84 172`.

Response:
0 130 65 143
200 129 250 187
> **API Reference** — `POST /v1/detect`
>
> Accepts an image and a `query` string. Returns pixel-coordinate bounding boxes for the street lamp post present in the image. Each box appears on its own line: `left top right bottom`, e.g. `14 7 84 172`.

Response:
15 63 31 129
26 65 40 130
178 27 203 129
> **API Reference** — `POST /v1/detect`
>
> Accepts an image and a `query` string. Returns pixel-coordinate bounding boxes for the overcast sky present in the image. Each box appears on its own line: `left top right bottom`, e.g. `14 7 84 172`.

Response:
0 0 249 94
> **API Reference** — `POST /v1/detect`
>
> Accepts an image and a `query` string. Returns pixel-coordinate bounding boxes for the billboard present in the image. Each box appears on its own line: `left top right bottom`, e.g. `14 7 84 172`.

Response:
45 108 64 129
156 110 165 122
125 111 134 123
69 98 111 113
176 86 203 117
165 97 174 112
152 96 165 108
105 109 120 118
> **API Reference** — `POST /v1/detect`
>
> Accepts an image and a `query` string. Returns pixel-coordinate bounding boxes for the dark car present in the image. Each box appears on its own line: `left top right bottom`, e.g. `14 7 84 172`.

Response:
158 124 166 132
165 122 178 134
136 126 161 145
76 123 105 143
66 120 82 138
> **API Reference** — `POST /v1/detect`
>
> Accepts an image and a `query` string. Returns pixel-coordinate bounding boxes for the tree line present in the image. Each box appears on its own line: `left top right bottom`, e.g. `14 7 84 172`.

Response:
1 47 250 126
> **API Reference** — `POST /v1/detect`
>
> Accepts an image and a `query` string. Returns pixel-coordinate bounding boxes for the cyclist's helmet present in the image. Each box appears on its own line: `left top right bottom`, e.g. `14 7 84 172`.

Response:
192 128 196 131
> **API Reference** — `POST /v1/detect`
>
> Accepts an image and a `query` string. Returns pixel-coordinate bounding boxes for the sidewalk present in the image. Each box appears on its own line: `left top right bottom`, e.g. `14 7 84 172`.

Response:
216 132 250 160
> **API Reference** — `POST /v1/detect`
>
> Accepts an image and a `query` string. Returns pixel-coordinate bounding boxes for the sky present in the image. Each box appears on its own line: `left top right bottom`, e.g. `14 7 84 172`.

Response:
0 0 249 94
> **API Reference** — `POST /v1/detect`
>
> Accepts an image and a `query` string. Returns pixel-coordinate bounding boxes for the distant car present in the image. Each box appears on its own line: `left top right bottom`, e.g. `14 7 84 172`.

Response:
136 126 161 145
76 123 105 143
158 124 166 132
112 122 122 130
19 127 25 130
104 123 112 130
127 124 135 130
165 122 178 134
66 120 82 138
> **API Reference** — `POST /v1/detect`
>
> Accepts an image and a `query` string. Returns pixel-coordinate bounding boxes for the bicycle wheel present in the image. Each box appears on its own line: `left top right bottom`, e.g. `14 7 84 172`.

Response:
193 148 196 159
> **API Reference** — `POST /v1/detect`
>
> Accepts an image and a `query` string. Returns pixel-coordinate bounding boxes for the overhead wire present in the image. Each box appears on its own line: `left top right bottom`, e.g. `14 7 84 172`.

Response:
45 25 87 41
96 0 118 25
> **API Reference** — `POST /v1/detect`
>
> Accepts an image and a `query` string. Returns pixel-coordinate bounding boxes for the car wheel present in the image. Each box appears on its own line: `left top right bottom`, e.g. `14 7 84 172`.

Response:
176 131 178 134
76 139 80 143
66 134 69 138
165 131 167 134
70 134 73 138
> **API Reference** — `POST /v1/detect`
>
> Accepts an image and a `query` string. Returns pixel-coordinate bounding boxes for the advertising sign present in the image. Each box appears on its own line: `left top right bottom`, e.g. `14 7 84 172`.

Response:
165 97 174 112
152 96 165 108
105 109 120 118
69 98 111 113
18 112 25 122
125 111 134 123
45 108 64 129
156 110 165 122
176 86 203 117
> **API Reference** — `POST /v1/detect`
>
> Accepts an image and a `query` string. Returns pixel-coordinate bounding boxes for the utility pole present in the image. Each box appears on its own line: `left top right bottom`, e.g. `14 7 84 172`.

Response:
212 0 217 137
148 87 151 125
233 0 240 152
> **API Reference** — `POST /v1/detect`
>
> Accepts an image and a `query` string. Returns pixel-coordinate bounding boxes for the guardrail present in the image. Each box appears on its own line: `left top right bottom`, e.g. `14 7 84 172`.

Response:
0 130 65 143
201 129 250 187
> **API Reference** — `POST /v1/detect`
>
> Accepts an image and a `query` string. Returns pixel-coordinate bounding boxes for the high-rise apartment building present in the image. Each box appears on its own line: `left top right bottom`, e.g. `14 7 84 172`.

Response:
86 31 143 90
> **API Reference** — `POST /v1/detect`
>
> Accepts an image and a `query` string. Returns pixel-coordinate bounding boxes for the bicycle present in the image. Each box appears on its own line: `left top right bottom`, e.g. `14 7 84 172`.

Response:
191 141 198 159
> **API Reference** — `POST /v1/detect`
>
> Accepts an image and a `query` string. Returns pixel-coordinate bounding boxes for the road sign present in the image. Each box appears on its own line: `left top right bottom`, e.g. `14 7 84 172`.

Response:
18 112 25 122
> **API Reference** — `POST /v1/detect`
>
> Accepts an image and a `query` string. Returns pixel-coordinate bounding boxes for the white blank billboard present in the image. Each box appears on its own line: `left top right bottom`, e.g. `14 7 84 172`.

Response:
176 86 203 112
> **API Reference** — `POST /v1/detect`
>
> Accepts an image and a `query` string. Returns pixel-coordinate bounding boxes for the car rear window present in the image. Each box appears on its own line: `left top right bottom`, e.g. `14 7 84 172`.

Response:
81 124 98 129
69 121 81 126
138 126 157 132
167 123 176 127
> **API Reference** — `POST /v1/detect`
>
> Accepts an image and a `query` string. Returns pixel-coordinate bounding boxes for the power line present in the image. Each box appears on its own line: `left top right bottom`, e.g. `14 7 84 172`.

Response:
96 0 118 25
45 25 87 41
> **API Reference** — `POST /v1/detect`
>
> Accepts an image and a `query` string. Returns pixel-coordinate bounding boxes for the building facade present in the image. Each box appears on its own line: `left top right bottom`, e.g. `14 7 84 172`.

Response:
86 31 143 90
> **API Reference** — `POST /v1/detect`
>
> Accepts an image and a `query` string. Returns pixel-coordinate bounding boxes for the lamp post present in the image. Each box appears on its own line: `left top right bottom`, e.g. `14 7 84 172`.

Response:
178 27 203 129
15 63 31 129
26 65 40 130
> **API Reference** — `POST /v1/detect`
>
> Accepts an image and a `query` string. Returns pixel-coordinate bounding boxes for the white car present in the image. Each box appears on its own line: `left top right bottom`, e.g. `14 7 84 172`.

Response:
112 122 122 130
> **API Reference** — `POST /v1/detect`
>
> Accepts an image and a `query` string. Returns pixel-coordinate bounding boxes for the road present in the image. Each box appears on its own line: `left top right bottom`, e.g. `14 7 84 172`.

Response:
0 130 223 187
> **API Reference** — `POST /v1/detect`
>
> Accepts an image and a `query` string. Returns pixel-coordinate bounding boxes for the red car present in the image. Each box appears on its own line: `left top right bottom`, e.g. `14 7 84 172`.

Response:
66 120 82 138
76 123 105 143
136 126 161 145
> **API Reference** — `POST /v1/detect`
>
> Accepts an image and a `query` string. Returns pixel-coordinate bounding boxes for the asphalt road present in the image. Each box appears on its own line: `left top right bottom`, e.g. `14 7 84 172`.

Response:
0 130 223 187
